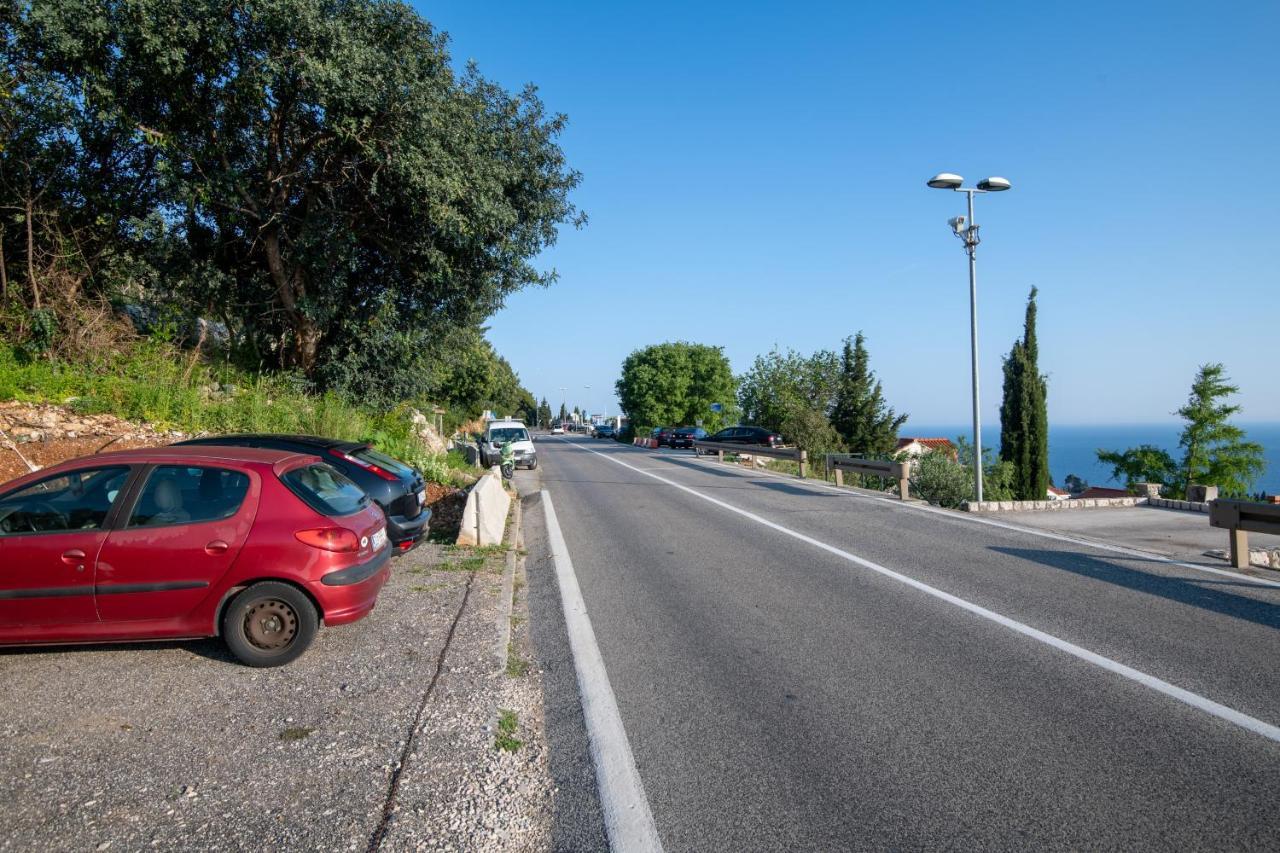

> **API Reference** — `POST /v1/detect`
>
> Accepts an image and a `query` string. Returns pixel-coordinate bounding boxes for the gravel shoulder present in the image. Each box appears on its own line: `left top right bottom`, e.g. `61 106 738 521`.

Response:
0 517 553 850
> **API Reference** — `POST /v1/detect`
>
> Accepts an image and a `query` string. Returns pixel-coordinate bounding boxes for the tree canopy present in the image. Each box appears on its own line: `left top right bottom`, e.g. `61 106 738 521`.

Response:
615 341 736 431
998 287 1050 500
2 0 580 401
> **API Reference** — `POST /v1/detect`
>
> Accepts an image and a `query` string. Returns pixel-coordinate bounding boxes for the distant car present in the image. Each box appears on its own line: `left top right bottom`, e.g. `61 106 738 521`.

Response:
175 434 429 550
669 426 707 448
702 426 784 450
653 427 677 447
594 424 616 439
0 445 391 666
481 420 537 470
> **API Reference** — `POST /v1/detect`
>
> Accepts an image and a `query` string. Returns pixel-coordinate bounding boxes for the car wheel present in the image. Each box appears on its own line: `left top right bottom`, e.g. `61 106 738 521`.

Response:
222 581 319 668
529 457 538 470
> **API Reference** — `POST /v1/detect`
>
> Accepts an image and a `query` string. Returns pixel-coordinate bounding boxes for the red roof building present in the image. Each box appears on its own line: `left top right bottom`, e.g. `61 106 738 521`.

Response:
895 437 958 460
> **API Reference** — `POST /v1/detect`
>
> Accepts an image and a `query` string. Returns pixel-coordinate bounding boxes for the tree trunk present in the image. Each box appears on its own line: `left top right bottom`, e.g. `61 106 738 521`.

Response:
261 227 317 375
0 225 9 302
25 197 41 310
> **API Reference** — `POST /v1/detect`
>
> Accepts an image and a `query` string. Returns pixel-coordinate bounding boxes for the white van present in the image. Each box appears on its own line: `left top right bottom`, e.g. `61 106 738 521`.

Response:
481 419 537 470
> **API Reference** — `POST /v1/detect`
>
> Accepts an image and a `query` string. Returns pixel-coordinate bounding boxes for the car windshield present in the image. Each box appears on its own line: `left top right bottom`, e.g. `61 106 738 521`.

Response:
489 427 529 443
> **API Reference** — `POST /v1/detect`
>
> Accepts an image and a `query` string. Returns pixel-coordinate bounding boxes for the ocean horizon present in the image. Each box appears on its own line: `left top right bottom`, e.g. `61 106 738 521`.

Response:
906 422 1280 496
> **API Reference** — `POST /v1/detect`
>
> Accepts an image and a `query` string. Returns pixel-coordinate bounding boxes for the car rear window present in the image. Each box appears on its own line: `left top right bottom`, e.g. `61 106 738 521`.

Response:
281 463 369 517
351 446 415 477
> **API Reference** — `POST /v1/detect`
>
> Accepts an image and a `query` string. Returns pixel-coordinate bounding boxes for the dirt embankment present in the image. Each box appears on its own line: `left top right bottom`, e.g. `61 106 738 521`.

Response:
0 401 182 482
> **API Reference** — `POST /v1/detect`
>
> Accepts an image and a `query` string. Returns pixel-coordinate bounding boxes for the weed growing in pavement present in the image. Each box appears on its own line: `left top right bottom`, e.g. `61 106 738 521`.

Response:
506 641 530 677
279 727 314 741
495 709 522 752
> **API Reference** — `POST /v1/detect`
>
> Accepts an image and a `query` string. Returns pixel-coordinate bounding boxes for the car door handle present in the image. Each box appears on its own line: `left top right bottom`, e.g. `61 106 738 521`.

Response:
204 540 230 555
61 549 86 565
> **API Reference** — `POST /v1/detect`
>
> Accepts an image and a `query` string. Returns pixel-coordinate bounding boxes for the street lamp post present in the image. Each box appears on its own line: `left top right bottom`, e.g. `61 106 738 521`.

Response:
583 385 591 424
927 172 1012 503
559 387 567 425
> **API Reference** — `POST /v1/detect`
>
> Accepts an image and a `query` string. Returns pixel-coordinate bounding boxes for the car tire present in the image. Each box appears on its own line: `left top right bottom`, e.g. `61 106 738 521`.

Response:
222 581 319 668
529 457 538 470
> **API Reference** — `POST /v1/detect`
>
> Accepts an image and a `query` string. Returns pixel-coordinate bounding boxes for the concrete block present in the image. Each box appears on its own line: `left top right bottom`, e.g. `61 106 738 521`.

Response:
456 470 511 547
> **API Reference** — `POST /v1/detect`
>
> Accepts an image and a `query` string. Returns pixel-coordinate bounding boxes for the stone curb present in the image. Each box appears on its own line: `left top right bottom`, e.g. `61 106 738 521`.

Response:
493 497 520 672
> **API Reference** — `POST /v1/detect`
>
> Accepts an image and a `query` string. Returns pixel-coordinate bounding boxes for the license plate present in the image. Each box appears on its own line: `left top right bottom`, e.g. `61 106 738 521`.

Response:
418 489 427 505
371 528 388 552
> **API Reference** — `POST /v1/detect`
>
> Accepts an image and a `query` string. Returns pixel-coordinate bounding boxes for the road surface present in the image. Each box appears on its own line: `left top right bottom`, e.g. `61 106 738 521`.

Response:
519 436 1280 851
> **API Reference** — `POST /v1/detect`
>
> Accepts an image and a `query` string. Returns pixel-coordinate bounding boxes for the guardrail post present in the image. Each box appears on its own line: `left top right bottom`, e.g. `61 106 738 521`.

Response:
798 450 807 479
1230 527 1249 569
895 461 910 501
834 468 844 487
717 448 724 463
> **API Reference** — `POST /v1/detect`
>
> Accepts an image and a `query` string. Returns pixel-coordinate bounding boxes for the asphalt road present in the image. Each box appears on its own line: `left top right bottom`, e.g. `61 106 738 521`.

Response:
523 435 1280 851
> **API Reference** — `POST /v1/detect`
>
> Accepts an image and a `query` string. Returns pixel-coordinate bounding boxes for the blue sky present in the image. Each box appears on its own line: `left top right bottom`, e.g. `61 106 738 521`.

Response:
416 1 1278 425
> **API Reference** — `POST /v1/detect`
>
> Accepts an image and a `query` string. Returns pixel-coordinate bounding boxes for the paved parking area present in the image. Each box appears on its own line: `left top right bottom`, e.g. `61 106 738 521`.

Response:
1001 503 1280 571
0 540 550 851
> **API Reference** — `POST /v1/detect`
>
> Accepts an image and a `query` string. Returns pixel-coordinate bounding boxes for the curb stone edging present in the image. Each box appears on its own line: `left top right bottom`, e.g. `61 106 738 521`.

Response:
963 496 1145 513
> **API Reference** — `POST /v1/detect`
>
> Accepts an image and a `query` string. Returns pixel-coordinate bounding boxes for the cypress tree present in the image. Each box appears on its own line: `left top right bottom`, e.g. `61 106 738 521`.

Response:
999 288 1050 500
831 332 908 457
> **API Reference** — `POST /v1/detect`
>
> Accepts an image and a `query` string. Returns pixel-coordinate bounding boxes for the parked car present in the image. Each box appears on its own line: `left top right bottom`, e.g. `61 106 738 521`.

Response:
669 426 707 448
0 445 391 666
594 424 616 439
175 434 429 550
652 426 678 447
702 426 784 450
481 419 537 470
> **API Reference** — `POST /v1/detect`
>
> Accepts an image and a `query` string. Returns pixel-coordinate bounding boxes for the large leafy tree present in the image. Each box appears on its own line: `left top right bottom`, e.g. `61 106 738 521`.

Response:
738 346 842 456
1176 363 1265 497
6 0 581 379
998 288 1050 501
615 341 736 432
830 333 907 458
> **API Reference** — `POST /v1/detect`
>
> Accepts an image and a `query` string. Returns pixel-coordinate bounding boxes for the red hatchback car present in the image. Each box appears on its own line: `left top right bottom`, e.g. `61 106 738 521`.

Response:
0 445 391 666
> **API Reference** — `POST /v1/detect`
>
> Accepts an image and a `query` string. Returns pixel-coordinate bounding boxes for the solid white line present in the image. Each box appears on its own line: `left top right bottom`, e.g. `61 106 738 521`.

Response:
541 490 664 852
636 445 1280 590
572 444 1280 744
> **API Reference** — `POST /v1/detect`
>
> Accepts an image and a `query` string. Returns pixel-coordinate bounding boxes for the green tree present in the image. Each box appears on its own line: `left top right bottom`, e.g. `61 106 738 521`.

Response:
830 332 907 457
738 346 843 458
1096 445 1179 492
998 288 1050 501
1175 363 1265 497
615 341 736 432
537 398 552 429
6 0 582 380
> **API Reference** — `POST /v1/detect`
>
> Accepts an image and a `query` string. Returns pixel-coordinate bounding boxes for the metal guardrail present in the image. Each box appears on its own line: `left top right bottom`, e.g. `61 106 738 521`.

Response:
1209 499 1280 569
691 440 808 478
826 456 911 500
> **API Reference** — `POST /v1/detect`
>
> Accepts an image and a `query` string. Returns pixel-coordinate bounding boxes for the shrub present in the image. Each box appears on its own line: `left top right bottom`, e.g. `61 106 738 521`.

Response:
911 452 973 508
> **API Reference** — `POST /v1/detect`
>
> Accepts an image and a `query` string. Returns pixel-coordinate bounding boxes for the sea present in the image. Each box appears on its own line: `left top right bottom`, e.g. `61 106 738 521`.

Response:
906 423 1280 496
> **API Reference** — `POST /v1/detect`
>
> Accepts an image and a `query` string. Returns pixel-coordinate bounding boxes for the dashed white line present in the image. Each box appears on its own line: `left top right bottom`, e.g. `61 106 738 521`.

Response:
542 490 664 852
570 442 1280 744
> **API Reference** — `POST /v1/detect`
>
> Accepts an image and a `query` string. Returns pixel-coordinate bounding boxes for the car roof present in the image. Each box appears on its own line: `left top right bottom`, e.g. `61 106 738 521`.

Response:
488 420 527 428
95 444 315 465
178 433 361 450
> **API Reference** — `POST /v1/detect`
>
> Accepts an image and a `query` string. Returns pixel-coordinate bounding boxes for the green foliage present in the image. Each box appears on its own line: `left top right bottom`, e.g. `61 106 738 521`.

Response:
615 341 736 432
830 332 907 457
3 0 581 388
910 450 973 508
954 435 1016 502
999 288 1050 501
1175 363 1265 498
1095 445 1180 494
1063 473 1090 494
738 346 843 458
0 340 473 486
536 398 552 429
1096 363 1264 499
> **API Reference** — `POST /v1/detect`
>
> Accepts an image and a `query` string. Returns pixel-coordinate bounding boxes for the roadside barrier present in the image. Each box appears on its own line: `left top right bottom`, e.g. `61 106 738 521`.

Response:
826 455 911 500
1209 499 1280 569
632 437 658 448
691 439 808 478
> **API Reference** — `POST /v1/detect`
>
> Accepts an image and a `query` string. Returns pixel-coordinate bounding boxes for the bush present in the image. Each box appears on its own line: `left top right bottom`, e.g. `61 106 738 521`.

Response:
910 452 973 508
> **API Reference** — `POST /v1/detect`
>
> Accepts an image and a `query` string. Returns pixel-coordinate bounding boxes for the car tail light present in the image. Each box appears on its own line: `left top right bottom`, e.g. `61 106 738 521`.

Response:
397 540 413 551
295 527 361 552
330 447 398 482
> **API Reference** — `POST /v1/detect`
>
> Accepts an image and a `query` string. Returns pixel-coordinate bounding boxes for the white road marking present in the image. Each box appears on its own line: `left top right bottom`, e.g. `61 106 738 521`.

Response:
542 490 664 852
613 440 1280 591
571 443 1280 744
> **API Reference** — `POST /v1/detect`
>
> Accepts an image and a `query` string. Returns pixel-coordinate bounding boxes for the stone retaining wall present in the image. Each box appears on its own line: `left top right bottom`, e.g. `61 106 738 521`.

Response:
962 497 1144 513
1148 497 1211 513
